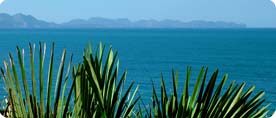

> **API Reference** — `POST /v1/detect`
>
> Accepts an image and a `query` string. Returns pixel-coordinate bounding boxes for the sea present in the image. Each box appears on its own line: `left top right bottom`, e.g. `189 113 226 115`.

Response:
0 28 275 113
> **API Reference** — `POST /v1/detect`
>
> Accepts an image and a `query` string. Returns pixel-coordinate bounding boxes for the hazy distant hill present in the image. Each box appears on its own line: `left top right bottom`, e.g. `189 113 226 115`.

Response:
0 13 57 28
63 17 246 28
0 13 246 29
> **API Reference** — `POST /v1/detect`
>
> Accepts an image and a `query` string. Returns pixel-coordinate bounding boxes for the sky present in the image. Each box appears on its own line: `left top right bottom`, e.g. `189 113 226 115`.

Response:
0 0 276 27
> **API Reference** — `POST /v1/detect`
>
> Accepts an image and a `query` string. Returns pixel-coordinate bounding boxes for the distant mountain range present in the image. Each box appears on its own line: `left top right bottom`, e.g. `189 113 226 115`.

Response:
0 13 246 29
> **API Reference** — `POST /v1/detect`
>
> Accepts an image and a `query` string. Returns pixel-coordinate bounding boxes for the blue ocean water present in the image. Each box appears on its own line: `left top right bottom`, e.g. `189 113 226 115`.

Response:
0 28 276 112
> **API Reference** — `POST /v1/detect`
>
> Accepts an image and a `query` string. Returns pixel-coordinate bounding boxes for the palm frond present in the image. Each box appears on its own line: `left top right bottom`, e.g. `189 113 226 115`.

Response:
73 43 139 118
151 67 269 118
0 42 75 118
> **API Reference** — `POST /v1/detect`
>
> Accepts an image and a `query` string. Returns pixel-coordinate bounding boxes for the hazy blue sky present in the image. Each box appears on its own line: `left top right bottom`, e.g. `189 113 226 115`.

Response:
0 0 276 27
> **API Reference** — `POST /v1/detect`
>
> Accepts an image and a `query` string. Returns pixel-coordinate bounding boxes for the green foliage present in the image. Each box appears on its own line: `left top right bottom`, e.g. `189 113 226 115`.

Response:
150 67 269 118
72 43 140 117
0 43 75 118
0 42 270 118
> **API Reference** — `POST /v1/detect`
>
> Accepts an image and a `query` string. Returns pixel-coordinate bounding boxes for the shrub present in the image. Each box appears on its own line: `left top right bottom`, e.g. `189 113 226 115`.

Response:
72 43 140 117
1 43 74 118
150 67 269 118
0 42 270 118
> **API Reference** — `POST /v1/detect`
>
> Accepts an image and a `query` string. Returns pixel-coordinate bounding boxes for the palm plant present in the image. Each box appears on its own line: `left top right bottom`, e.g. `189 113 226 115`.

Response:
72 43 140 117
0 42 75 118
0 42 271 118
151 67 269 118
